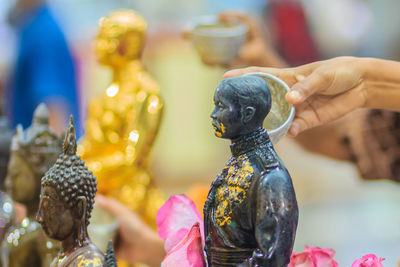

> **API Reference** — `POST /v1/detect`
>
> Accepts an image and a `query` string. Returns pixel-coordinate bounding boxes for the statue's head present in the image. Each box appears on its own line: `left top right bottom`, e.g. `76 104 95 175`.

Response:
36 116 97 241
95 9 147 67
5 104 61 205
210 76 271 139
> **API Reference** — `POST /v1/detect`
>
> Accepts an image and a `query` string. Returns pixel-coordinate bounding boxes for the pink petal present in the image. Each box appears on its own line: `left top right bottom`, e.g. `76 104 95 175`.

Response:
290 246 338 267
161 223 206 267
288 252 314 267
306 246 336 258
156 195 204 252
164 228 188 253
312 251 338 267
351 254 384 267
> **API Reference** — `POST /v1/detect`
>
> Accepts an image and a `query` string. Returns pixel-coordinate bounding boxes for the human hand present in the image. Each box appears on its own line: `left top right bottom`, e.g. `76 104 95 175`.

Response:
218 11 286 68
224 57 368 136
96 195 165 267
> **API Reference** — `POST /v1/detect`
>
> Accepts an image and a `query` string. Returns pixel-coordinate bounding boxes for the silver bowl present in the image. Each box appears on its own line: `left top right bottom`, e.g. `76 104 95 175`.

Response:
243 72 295 144
187 15 247 65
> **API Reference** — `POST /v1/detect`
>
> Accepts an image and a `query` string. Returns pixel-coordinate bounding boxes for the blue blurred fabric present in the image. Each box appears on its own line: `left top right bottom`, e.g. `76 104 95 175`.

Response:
7 3 81 137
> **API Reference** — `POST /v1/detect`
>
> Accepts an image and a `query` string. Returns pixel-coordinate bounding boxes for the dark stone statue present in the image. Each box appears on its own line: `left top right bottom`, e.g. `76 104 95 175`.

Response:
36 116 105 266
204 76 299 266
2 103 61 267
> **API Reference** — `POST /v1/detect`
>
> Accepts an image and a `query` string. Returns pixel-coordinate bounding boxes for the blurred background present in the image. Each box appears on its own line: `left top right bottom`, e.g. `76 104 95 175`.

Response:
1 0 400 265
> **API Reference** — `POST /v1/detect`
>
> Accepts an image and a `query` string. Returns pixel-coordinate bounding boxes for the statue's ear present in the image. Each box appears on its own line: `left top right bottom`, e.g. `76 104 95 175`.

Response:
243 106 255 124
76 196 87 222
76 196 87 242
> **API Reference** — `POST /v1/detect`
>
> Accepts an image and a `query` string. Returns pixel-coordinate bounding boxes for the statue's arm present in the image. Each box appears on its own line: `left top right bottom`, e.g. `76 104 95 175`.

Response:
243 169 298 267
79 98 105 157
128 91 164 167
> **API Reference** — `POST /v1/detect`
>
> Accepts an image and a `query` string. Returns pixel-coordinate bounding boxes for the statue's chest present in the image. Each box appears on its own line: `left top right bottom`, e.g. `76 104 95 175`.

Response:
102 93 144 120
214 158 254 226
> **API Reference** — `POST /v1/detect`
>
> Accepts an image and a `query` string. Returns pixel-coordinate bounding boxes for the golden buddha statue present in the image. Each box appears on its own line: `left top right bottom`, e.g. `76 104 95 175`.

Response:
78 10 164 226
2 103 61 267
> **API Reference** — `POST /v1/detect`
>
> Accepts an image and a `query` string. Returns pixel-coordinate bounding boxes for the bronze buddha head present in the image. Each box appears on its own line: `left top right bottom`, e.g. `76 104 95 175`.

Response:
36 116 97 243
210 76 271 140
5 103 61 206
95 9 147 67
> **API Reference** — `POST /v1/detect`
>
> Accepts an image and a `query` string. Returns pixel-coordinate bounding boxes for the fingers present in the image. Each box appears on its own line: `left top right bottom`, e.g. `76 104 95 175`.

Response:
218 11 252 23
224 61 321 84
286 69 333 105
218 11 258 39
95 195 131 219
289 88 365 135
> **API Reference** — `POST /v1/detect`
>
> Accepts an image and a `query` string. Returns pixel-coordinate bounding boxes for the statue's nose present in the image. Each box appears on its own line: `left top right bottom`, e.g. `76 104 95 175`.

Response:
210 109 217 119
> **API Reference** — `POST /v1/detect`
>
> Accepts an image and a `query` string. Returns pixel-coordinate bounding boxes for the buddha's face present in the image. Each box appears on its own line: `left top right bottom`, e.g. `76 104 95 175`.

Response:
95 25 143 66
210 86 243 139
5 153 36 203
36 186 75 240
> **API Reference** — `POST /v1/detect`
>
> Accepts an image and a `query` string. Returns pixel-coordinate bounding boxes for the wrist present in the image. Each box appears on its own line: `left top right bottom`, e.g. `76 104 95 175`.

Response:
360 57 400 110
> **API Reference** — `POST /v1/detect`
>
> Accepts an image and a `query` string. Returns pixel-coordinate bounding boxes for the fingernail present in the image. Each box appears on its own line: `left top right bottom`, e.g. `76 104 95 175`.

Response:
287 91 302 102
296 74 305 81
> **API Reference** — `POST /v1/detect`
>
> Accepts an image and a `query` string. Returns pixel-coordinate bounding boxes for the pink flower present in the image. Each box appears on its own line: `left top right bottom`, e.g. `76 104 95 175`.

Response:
351 254 384 267
289 246 338 267
156 195 205 267
161 223 205 267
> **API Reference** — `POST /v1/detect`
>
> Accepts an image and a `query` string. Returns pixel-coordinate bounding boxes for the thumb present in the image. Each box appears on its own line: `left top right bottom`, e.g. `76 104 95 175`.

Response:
95 195 130 219
286 70 331 105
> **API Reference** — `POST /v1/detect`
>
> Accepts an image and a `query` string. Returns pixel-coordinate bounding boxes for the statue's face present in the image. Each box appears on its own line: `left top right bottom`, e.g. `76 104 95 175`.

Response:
5 153 36 203
95 26 142 66
210 86 243 139
94 29 120 65
36 186 75 240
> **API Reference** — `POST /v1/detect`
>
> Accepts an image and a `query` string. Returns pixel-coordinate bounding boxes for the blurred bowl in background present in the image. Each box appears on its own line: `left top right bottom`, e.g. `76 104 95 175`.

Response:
243 72 294 144
186 15 247 66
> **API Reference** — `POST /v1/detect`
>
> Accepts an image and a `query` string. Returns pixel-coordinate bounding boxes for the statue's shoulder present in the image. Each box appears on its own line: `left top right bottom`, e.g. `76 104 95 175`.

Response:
56 244 104 267
73 250 104 267
137 72 161 95
259 164 292 189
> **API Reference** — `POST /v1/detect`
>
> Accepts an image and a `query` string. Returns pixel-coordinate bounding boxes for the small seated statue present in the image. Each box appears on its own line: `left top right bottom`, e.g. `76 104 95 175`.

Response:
2 103 61 267
204 76 299 266
36 116 104 266
78 9 164 226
